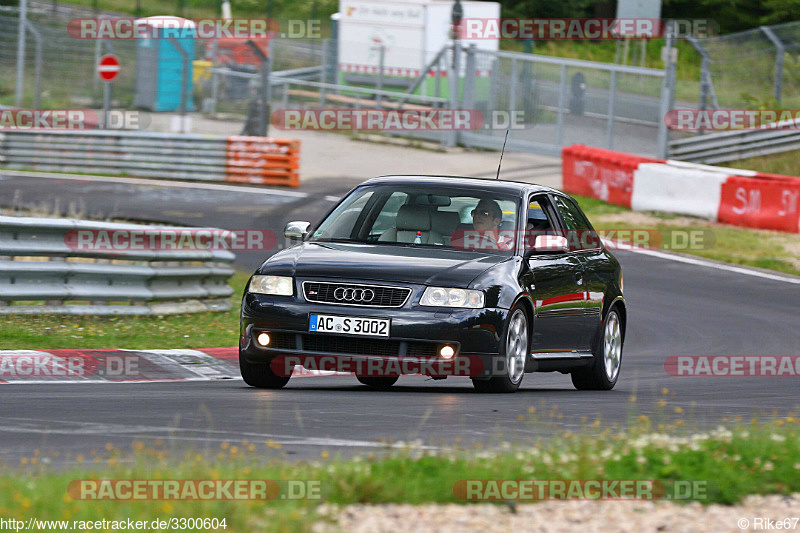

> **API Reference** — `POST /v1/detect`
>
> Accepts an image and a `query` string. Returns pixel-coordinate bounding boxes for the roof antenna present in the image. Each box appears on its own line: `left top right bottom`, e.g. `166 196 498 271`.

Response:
496 129 509 180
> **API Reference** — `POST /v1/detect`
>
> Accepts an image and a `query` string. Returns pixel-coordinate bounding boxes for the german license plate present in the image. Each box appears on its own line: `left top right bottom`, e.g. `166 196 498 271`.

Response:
309 314 390 337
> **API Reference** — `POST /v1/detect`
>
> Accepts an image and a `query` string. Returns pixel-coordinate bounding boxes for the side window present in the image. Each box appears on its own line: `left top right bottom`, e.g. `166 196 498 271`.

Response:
368 192 409 236
527 195 556 232
554 196 600 250
525 195 559 252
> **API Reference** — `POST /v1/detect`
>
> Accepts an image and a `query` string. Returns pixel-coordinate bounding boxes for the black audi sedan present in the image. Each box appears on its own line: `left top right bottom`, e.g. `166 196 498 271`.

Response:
239 176 625 393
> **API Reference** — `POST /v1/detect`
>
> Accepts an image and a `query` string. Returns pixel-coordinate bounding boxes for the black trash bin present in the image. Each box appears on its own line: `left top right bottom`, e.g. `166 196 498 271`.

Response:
569 72 586 116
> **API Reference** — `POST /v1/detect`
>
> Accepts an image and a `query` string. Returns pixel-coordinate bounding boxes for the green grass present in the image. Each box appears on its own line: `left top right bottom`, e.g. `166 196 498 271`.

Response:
717 150 800 177
0 272 249 350
573 194 800 277
3 414 799 531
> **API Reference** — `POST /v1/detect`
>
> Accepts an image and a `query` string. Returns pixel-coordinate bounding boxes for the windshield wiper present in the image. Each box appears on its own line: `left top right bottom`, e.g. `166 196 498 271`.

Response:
311 238 366 244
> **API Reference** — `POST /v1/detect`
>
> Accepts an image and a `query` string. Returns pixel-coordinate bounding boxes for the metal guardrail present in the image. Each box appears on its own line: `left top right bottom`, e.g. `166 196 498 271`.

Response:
0 130 300 186
668 119 800 164
0 216 236 315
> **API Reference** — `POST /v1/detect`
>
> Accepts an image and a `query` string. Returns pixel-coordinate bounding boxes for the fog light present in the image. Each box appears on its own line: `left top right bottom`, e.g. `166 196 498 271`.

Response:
440 345 455 359
257 332 270 347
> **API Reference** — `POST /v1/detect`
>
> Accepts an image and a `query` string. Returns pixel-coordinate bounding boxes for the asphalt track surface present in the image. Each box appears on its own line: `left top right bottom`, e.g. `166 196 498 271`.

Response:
0 171 799 465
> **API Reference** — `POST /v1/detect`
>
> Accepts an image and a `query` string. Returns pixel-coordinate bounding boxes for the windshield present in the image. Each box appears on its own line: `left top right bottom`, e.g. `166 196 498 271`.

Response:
310 184 520 254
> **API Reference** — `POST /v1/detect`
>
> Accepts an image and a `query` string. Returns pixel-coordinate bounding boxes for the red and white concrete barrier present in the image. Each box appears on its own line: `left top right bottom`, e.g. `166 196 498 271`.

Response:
562 145 800 233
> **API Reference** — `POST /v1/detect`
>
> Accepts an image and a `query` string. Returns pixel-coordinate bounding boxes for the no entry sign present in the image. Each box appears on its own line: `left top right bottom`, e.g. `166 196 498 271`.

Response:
97 54 120 82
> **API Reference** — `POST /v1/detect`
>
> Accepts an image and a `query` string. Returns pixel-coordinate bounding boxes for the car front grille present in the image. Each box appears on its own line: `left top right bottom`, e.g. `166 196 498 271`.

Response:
252 330 444 358
302 281 411 308
301 335 402 356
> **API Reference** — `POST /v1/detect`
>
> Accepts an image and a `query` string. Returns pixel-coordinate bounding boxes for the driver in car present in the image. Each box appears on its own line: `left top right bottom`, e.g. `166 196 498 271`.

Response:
471 199 503 232
452 199 513 251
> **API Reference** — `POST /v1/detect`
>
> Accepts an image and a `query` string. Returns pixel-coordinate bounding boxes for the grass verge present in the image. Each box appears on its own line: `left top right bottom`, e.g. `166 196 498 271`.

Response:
717 150 800 177
0 272 248 350
573 194 800 277
3 414 799 532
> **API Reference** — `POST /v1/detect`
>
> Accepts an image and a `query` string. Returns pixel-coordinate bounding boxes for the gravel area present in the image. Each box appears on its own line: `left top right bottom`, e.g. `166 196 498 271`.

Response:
314 493 800 532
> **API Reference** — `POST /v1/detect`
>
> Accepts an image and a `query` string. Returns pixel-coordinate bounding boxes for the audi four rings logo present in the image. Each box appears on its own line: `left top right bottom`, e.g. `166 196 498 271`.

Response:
334 287 375 302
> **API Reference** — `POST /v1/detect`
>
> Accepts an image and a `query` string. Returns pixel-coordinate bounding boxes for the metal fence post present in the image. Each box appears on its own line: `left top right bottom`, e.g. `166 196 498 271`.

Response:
93 35 102 102
265 42 272 132
435 54 442 99
462 44 476 111
374 43 384 109
509 57 518 128
446 42 460 147
760 26 784 105
699 56 710 112
24 20 42 110
605 70 617 150
209 38 219 115
15 0 28 107
246 40 270 137
556 63 567 146
452 40 461 102
656 22 676 159
320 38 328 107
487 57 498 119
329 15 339 86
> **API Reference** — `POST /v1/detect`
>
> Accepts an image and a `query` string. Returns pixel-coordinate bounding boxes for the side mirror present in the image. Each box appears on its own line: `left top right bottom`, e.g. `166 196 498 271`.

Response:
284 221 311 240
527 234 570 255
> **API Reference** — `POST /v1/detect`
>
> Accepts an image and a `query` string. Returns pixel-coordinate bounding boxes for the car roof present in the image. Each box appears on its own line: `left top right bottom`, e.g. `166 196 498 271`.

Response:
361 175 562 196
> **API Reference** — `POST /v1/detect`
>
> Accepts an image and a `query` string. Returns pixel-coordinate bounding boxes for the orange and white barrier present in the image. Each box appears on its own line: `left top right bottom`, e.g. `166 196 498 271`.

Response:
563 145 800 233
225 136 300 187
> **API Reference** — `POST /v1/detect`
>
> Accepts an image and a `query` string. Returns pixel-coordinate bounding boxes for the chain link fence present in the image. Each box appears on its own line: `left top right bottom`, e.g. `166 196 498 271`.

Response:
0 7 328 116
688 20 800 109
465 47 670 157
201 38 327 117
10 6 745 159
1 13 137 109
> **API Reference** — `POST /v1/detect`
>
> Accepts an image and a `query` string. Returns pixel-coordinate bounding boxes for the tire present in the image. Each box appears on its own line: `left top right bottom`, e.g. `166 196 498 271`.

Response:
357 376 398 389
571 308 623 391
472 305 529 393
239 355 291 389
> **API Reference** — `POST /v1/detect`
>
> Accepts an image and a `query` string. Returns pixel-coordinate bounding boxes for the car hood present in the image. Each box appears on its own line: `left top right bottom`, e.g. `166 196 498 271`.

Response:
259 242 509 286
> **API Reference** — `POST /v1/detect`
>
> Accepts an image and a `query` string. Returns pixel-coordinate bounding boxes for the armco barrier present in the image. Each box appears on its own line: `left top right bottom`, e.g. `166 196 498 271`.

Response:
0 130 300 187
563 145 800 233
0 216 236 315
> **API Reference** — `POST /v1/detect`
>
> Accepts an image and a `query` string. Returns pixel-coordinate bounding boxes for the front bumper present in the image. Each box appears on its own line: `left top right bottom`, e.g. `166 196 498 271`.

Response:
240 292 509 378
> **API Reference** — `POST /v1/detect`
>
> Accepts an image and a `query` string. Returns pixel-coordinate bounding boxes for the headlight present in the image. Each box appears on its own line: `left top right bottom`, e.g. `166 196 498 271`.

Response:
249 275 294 296
420 287 484 308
